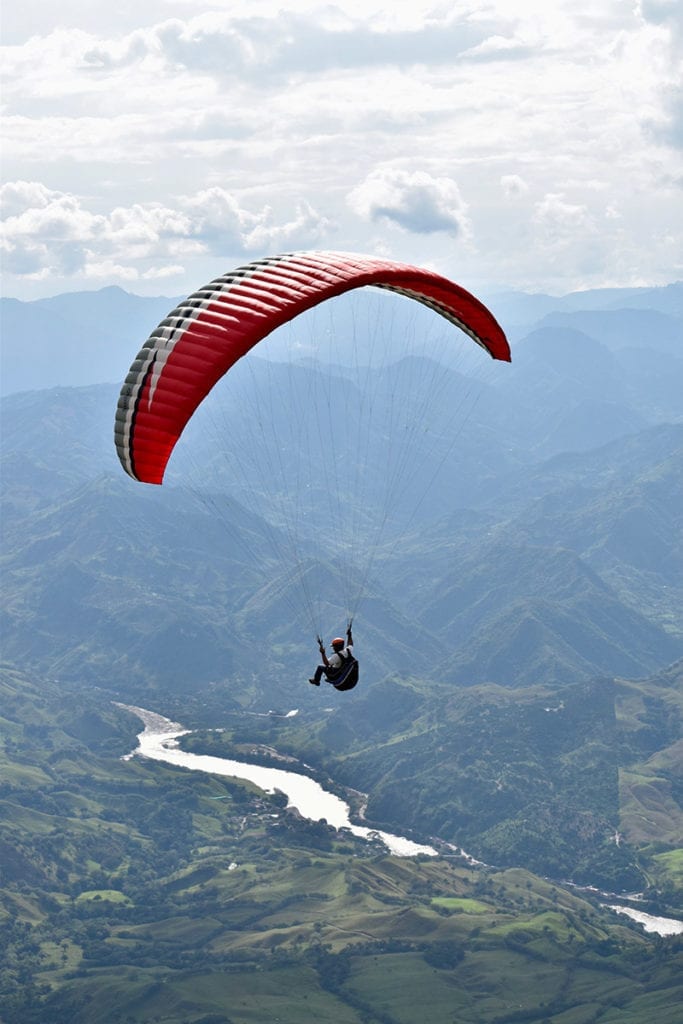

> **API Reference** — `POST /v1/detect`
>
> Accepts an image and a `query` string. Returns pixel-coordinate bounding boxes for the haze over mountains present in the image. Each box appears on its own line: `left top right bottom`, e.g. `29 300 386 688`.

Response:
1 281 681 697
2 279 682 394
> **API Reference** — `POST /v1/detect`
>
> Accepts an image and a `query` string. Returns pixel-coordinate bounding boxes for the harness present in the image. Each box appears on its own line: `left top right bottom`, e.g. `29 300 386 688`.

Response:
326 650 359 691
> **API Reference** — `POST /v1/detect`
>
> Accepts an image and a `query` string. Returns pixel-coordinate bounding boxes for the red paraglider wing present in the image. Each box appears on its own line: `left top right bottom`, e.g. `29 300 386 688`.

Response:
115 251 510 484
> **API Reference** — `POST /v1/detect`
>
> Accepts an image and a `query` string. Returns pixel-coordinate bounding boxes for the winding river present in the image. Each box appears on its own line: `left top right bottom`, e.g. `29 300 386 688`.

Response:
604 905 683 937
118 704 683 938
119 704 440 858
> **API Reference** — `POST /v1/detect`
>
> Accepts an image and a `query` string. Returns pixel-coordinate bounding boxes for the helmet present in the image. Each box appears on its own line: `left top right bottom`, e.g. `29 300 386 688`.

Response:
331 637 345 647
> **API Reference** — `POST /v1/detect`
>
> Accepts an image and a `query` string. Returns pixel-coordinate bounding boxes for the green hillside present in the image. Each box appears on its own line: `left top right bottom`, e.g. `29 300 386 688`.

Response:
202 661 682 899
1 666 681 1024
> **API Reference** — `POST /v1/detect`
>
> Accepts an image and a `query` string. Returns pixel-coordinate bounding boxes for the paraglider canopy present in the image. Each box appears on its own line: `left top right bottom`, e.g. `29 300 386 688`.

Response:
114 251 510 486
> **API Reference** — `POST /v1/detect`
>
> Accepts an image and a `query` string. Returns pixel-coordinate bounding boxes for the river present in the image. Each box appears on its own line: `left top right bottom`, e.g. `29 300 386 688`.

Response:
118 704 683 938
604 905 683 936
118 704 440 858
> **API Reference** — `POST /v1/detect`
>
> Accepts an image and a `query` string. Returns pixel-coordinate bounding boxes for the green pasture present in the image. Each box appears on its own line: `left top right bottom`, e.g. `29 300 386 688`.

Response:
598 984 683 1024
431 896 491 913
47 967 364 1024
75 889 133 905
652 847 683 890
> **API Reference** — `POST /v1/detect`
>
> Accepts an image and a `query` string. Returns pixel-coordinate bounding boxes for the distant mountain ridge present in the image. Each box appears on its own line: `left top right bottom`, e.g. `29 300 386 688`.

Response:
1 279 681 395
489 279 683 332
0 287 180 395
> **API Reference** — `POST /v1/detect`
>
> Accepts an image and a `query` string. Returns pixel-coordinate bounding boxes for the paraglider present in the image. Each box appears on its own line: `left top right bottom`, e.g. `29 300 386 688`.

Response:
310 621 357 690
114 250 510 692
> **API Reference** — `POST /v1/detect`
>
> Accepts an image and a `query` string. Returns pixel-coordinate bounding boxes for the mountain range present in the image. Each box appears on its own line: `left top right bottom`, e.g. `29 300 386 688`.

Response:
1 281 681 883
2 283 682 693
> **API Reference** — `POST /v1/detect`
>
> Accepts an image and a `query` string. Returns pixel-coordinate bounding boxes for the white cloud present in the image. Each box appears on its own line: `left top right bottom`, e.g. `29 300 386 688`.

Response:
348 170 470 237
181 187 333 252
636 0 683 147
82 258 140 281
0 181 101 276
1 2 682 295
0 180 60 218
0 9 498 103
534 192 596 236
243 200 335 251
0 181 331 281
501 174 529 198
142 263 185 280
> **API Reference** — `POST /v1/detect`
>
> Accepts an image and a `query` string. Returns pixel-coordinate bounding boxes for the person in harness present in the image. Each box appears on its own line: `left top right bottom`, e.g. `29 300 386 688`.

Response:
309 621 358 690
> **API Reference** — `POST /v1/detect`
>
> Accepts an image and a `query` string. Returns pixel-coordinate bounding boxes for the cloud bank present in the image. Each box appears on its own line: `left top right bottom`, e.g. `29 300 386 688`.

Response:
1 1 681 296
0 182 332 281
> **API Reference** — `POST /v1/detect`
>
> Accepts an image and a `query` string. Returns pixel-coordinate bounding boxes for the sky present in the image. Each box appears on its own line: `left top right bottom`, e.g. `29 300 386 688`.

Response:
1 0 682 300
